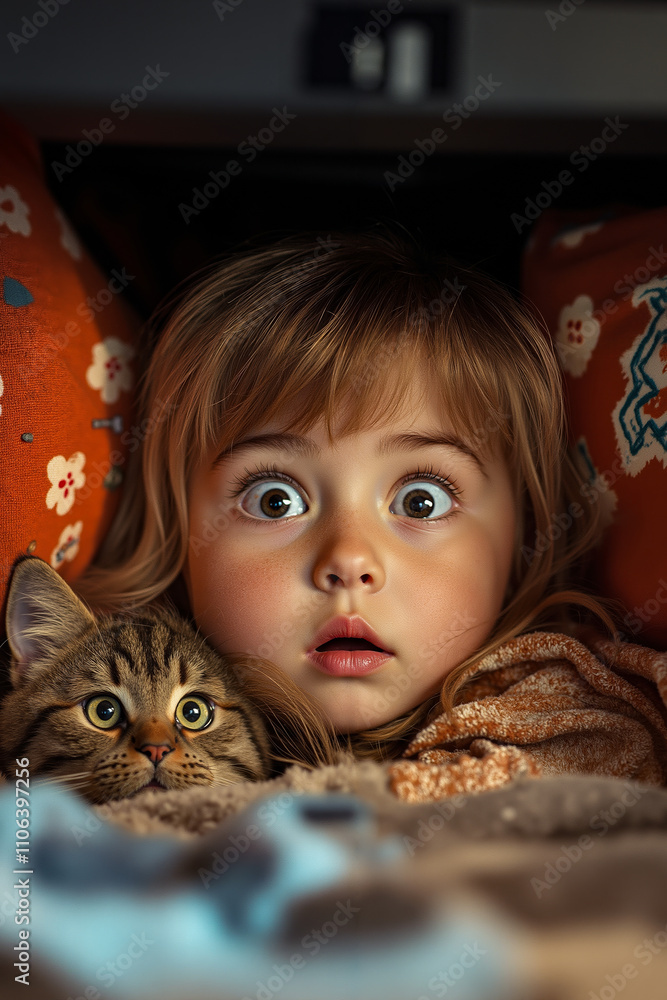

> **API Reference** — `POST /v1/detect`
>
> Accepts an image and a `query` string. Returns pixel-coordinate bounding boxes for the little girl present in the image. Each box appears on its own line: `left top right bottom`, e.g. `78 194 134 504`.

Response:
78 228 618 767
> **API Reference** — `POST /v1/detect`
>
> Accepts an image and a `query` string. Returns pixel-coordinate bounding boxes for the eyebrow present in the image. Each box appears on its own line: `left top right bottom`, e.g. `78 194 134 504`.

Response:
214 431 487 474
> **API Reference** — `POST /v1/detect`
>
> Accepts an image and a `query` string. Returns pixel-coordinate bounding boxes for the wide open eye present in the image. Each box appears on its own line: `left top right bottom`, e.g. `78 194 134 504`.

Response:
389 480 455 520
175 695 213 731
84 694 124 730
241 480 308 520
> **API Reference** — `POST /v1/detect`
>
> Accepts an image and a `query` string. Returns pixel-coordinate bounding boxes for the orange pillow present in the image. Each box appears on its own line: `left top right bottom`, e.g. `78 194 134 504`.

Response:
0 110 138 621
522 206 667 649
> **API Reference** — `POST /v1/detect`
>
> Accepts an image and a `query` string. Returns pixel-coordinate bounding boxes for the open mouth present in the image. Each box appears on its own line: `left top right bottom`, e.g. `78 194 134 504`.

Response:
308 631 392 677
316 638 386 653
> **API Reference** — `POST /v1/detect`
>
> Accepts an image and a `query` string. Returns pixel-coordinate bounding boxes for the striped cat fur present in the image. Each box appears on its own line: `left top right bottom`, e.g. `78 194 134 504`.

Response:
0 557 271 803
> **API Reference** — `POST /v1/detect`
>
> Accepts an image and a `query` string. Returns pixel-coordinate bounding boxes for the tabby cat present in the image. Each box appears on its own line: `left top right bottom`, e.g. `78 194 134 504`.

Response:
0 556 271 803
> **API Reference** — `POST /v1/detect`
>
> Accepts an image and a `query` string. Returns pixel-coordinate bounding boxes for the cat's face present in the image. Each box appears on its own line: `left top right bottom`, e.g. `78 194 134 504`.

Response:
0 558 271 803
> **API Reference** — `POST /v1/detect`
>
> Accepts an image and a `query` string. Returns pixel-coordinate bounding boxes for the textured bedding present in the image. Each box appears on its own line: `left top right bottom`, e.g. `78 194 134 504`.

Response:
3 626 667 999
4 769 667 1000
390 630 667 802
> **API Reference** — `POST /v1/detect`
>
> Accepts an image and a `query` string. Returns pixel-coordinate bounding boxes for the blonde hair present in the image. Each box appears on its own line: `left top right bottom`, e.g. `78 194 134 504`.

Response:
77 229 614 764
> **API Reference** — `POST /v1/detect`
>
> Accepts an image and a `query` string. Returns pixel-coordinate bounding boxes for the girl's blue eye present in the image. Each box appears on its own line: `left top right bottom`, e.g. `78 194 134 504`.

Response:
389 481 454 520
240 481 308 520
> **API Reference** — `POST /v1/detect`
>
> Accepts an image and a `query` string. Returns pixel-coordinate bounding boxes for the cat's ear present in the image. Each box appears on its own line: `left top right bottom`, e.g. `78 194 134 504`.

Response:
5 556 96 686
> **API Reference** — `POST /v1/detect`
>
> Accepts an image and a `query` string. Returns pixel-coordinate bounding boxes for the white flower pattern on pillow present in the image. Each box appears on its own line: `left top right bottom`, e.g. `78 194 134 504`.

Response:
555 295 600 377
0 184 31 236
553 222 603 249
50 521 83 569
46 453 86 516
86 337 135 404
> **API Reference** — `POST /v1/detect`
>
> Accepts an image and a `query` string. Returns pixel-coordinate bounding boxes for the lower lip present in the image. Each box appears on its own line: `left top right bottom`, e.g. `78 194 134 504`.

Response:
306 649 393 676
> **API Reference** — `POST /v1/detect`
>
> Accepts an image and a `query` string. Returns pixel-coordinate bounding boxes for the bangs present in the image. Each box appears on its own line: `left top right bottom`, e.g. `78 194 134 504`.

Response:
188 237 518 467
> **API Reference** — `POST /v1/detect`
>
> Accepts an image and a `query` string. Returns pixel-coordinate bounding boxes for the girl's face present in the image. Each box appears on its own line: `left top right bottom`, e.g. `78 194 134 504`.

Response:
185 367 517 733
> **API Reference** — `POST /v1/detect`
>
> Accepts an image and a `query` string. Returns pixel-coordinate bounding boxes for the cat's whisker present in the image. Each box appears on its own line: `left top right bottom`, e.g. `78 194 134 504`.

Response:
35 770 92 781
210 775 236 787
35 771 92 785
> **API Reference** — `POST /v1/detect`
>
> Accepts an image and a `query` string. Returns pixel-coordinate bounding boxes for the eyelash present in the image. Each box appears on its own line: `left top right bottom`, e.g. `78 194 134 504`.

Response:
227 462 463 512
404 464 462 500
228 463 301 499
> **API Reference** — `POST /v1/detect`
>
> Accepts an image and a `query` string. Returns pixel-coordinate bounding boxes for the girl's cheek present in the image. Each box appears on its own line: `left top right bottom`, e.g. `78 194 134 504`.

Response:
190 549 296 654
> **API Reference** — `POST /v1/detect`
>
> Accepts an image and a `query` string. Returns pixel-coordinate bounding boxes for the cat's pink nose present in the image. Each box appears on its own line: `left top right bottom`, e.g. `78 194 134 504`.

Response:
139 743 173 764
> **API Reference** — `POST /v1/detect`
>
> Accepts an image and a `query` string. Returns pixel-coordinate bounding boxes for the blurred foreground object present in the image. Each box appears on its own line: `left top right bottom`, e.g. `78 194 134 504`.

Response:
2 773 667 998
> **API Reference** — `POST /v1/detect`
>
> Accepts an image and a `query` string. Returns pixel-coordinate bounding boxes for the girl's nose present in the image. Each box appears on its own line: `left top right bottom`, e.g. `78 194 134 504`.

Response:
312 530 386 593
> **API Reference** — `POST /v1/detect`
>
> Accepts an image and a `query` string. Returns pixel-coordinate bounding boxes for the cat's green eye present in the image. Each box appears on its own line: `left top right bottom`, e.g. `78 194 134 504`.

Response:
84 695 123 730
175 695 213 731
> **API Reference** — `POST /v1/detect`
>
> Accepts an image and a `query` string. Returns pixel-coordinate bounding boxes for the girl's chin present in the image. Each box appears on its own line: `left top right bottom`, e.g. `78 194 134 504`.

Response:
320 700 408 734
319 685 441 735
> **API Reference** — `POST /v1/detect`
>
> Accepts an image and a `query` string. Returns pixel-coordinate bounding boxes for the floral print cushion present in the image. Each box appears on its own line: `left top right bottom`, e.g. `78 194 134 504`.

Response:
522 206 667 649
0 110 137 618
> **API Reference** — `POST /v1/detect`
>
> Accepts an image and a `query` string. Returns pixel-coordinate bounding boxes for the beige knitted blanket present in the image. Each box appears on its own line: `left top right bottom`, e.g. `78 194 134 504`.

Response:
389 631 667 803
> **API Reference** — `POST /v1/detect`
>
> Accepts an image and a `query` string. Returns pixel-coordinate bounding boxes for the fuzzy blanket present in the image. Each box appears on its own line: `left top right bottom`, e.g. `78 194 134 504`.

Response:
390 630 667 802
11 630 667 1000
8 774 667 1000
